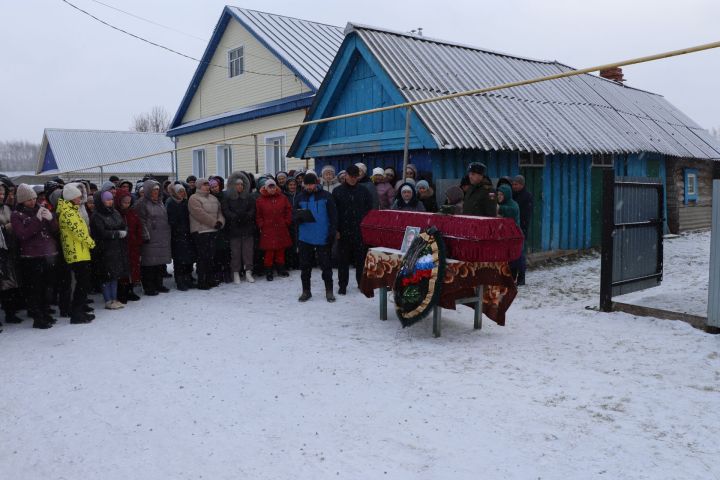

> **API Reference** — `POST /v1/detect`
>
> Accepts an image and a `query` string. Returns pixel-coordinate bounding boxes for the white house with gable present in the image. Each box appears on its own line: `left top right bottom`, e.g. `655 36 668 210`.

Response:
167 7 344 179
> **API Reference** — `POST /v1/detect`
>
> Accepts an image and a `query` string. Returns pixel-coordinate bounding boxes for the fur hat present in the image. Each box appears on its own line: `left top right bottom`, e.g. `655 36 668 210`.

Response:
321 165 336 176
16 183 37 203
63 183 82 201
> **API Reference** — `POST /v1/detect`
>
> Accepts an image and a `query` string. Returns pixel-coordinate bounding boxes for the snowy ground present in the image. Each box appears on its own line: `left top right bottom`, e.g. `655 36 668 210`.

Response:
1 234 719 480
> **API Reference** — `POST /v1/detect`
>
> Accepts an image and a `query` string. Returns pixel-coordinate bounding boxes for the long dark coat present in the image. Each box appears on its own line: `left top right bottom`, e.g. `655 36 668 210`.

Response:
134 180 171 266
90 197 129 281
222 172 256 239
116 192 143 283
166 192 196 265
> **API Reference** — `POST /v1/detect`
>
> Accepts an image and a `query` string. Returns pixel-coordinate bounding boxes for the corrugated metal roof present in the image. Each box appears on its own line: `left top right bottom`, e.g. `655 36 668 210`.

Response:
350 24 720 159
227 7 344 90
38 129 174 175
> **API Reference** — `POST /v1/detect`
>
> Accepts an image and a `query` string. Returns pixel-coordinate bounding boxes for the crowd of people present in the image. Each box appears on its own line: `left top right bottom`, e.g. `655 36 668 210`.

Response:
0 160 532 332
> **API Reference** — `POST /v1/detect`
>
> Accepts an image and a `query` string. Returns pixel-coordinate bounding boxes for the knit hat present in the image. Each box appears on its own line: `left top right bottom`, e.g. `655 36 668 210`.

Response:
101 181 116 192
173 183 186 194
208 179 219 188
303 172 318 185
355 162 367 175
16 183 37 203
264 178 277 188
372 167 385 177
401 184 414 194
513 175 526 186
63 183 82 201
321 165 336 175
275 171 288 181
416 180 430 190
101 191 114 202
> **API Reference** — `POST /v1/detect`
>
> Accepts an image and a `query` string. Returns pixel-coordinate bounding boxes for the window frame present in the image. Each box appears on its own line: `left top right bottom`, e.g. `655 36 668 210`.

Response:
684 168 699 204
216 145 233 178
518 151 546 168
192 148 206 179
592 153 614 167
264 134 287 175
228 46 244 78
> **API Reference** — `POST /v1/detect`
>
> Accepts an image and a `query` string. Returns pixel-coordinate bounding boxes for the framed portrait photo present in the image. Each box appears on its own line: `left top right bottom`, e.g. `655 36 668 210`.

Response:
400 226 421 254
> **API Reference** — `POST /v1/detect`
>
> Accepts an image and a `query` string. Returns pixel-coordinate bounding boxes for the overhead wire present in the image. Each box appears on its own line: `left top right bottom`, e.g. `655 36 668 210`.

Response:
59 0 295 77
54 38 720 175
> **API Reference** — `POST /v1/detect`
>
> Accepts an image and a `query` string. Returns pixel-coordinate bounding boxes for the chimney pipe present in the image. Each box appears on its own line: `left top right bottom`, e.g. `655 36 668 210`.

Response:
600 66 625 83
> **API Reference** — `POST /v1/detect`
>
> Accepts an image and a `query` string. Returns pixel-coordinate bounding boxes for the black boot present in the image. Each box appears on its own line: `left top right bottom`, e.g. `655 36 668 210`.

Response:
338 285 347 295
266 268 274 281
325 287 336 303
32 315 53 329
126 285 140 301
276 264 289 277
70 308 93 324
5 312 22 324
298 290 312 302
117 283 128 304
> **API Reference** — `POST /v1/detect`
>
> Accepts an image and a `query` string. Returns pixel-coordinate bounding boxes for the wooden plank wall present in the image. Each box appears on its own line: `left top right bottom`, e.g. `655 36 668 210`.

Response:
666 158 714 233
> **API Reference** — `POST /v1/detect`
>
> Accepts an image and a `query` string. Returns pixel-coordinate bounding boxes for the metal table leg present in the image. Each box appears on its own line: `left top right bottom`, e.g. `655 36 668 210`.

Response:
379 287 387 321
433 305 441 337
474 285 483 330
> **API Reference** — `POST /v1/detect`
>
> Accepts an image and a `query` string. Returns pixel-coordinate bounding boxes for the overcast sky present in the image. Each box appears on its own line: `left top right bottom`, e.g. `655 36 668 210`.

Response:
2 0 719 143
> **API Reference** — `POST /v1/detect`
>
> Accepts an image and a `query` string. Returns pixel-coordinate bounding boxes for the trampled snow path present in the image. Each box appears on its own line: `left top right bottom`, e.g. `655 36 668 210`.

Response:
1 233 719 479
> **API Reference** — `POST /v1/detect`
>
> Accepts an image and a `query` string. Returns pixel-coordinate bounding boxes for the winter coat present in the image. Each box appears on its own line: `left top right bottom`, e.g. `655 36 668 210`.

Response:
375 180 396 210
444 186 464 215
418 187 439 213
358 177 379 210
463 178 497 217
134 180 171 266
188 190 225 233
166 191 196 266
222 172 256 239
497 184 520 228
332 183 372 243
10 204 59 258
117 193 143 283
295 188 337 246
256 189 292 250
0 196 19 291
512 186 534 238
391 183 426 212
90 197 129 281
320 177 341 194
57 198 96 263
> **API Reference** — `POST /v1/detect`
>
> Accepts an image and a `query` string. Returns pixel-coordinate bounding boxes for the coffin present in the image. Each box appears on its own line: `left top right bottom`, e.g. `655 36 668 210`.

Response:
360 210 523 263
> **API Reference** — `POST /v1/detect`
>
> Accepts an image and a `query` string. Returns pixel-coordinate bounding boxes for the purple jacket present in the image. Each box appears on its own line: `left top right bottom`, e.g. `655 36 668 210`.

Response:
10 205 59 258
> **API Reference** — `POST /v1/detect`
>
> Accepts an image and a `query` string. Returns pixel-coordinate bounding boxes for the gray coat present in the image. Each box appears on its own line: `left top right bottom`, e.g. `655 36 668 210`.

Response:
134 180 171 266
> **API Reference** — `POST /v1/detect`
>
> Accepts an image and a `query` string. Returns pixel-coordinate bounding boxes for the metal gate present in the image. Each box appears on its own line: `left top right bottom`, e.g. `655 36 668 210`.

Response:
600 170 664 312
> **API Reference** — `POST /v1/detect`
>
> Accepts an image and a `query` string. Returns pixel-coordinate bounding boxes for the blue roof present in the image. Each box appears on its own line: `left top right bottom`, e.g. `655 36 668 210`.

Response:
169 7 343 132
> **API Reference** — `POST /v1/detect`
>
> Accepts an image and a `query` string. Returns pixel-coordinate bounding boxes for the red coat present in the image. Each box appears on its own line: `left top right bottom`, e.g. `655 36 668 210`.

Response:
255 191 292 251
119 206 143 283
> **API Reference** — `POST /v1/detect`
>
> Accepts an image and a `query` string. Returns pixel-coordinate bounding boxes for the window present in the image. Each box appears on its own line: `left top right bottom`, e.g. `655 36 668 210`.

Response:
228 47 244 78
216 145 233 178
592 153 614 167
684 168 698 204
264 134 286 175
192 149 206 178
518 151 545 167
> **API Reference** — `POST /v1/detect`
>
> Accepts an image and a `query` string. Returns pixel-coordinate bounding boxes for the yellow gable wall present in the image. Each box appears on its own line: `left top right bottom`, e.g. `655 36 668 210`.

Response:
182 19 313 123
175 109 315 179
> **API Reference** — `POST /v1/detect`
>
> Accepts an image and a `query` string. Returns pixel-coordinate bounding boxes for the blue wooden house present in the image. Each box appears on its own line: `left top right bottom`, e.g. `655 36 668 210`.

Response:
288 24 720 254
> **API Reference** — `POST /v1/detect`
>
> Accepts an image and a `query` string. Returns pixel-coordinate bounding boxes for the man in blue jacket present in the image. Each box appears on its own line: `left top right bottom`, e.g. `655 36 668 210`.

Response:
294 172 338 302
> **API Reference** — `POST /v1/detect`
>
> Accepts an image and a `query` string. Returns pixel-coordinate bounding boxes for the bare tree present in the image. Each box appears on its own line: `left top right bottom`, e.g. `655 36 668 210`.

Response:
131 106 170 133
0 140 40 171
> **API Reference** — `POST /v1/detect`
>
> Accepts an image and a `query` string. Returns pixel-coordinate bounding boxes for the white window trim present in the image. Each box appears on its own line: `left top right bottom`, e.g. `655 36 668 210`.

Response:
192 148 206 178
227 45 244 78
264 133 287 175
216 145 232 178
518 151 546 168
687 173 697 195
